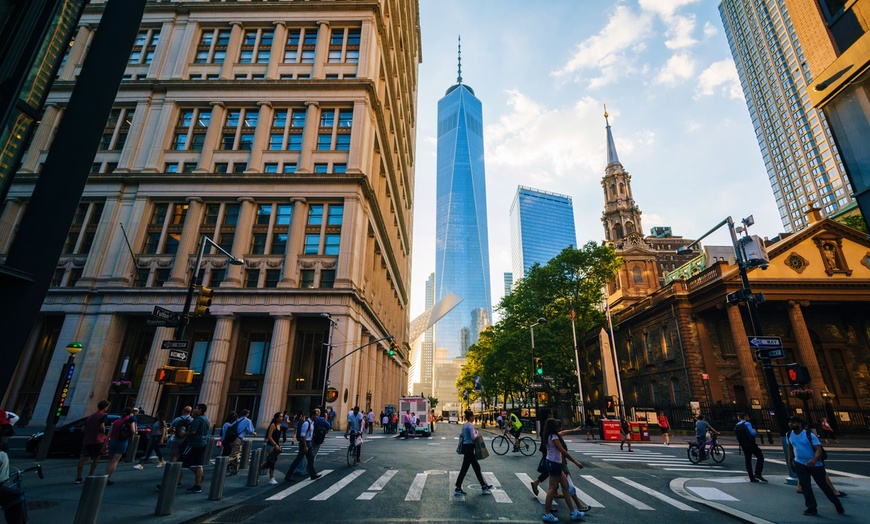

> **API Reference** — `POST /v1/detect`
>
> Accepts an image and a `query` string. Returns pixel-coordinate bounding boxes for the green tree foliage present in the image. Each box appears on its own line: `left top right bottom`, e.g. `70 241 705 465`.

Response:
427 396 438 410
458 242 621 405
838 213 868 234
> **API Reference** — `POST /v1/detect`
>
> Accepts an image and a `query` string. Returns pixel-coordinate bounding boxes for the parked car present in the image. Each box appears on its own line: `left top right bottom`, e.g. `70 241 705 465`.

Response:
25 413 155 457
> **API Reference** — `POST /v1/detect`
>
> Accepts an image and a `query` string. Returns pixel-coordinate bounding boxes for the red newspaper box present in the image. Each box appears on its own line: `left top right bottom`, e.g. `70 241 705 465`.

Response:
629 421 641 441
639 422 650 441
601 419 621 441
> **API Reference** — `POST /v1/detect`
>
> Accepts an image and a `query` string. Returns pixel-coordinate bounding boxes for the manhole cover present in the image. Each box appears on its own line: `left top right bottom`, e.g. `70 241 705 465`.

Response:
27 500 60 510
206 504 268 523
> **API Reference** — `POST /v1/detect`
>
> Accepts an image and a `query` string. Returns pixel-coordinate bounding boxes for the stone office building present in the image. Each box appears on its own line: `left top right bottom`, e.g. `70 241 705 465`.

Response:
0 0 420 429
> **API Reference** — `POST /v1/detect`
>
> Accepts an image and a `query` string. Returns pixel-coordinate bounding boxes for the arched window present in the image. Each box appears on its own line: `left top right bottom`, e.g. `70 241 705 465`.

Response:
632 265 643 284
613 223 623 239
625 221 635 234
644 331 654 363
619 182 625 195
670 378 683 405
609 184 617 198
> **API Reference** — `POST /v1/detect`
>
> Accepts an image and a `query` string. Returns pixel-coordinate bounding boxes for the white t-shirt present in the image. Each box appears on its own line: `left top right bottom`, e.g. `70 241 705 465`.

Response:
790 429 823 466
546 434 562 463
0 450 9 483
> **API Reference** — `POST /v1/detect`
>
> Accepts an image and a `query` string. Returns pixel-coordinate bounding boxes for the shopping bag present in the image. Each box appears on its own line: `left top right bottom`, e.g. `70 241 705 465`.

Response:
473 435 489 460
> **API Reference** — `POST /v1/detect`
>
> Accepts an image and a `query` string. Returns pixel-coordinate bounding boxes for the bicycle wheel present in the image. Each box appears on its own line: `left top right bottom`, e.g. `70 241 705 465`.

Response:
519 437 537 456
687 444 700 464
711 444 726 463
347 445 355 467
491 435 510 455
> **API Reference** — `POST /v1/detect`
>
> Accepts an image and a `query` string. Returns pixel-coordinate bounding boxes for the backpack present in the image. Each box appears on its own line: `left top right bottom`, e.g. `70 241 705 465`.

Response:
223 420 240 445
118 418 134 441
295 420 306 442
174 417 191 440
734 422 754 447
313 419 329 445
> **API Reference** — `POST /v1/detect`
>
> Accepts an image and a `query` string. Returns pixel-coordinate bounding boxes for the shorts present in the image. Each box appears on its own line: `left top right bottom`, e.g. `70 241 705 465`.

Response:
661 427 670 434
510 427 522 437
181 444 207 469
107 438 128 457
81 443 103 460
545 459 563 477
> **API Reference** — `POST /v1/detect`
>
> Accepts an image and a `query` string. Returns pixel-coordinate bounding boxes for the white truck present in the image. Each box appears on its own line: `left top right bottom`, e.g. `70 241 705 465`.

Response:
398 396 430 437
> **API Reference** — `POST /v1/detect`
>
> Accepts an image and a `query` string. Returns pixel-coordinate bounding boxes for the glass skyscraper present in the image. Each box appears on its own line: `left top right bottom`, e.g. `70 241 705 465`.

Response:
435 68 492 358
719 0 852 233
510 186 577 283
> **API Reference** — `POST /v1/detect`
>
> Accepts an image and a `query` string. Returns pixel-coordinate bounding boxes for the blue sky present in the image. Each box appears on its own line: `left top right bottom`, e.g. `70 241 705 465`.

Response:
409 0 782 318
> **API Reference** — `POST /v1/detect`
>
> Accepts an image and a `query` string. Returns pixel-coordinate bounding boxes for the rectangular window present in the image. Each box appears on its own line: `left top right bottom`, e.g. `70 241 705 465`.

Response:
245 335 270 375
316 107 352 151
302 202 342 256
264 163 278 173
130 29 160 65
62 202 105 255
299 269 315 288
142 202 186 255
320 270 335 288
100 107 133 151
314 163 329 173
283 163 297 173
221 108 258 150
250 203 292 255
283 27 318 64
304 233 320 254
239 28 273 64
328 27 361 63
174 108 211 151
244 269 259 288
196 28 231 64
264 269 280 288
202 203 239 254
333 163 347 173
189 339 209 374
270 108 305 150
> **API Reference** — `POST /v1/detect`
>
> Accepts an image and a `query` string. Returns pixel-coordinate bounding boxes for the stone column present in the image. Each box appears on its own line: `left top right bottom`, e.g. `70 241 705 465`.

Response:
220 21 245 80
137 94 170 172
58 24 92 80
278 197 307 287
149 19 177 80
296 101 319 172
245 101 272 172
346 99 367 173
311 21 331 79
0 198 24 252
109 196 148 285
787 300 827 403
194 101 226 172
137 326 176 414
726 304 764 402
335 195 360 287
20 104 60 172
199 316 236 415
259 315 293 429
220 197 255 287
115 100 151 172
266 22 287 80
166 197 204 287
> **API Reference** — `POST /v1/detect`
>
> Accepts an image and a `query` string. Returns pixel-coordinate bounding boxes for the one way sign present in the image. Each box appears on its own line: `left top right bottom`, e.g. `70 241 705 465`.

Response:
747 336 782 348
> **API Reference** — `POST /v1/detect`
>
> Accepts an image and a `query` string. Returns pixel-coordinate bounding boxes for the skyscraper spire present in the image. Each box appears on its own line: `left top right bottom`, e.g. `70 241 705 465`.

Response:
457 35 462 84
604 104 620 166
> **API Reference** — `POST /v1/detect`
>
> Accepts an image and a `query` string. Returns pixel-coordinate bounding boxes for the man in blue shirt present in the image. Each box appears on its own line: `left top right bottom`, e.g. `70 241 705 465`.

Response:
788 416 844 516
226 409 256 475
735 413 766 482
694 415 719 460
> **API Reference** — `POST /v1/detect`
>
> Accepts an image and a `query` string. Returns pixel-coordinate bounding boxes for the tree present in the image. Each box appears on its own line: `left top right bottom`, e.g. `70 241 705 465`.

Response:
838 213 867 234
427 396 438 411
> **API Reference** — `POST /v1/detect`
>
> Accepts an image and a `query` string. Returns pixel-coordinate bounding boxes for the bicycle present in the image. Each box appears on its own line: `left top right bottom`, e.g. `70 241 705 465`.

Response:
345 431 361 467
687 432 725 464
1 464 43 523
491 426 536 456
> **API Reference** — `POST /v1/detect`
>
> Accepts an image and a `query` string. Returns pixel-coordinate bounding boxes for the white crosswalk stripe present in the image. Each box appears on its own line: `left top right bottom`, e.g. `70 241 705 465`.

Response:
311 469 366 500
356 469 397 500
580 474 654 510
482 472 512 503
406 472 427 501
613 476 698 511
266 469 334 501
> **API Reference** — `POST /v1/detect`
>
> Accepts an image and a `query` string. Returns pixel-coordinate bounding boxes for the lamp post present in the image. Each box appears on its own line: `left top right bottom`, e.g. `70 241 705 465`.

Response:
678 215 795 482
568 299 585 423
529 317 546 433
320 313 338 411
36 341 83 461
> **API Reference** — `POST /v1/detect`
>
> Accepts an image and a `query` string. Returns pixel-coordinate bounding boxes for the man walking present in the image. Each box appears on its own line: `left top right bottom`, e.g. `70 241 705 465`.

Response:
735 413 766 482
180 403 210 493
367 409 375 434
167 406 193 462
226 409 256 475
788 416 844 516
75 400 110 483
285 409 321 482
104 407 137 485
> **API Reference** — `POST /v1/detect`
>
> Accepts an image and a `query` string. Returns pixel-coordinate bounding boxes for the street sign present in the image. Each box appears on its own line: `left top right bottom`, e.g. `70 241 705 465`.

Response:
161 340 190 350
145 316 179 327
755 348 785 361
153 306 181 321
747 336 783 349
541 375 554 381
168 349 189 361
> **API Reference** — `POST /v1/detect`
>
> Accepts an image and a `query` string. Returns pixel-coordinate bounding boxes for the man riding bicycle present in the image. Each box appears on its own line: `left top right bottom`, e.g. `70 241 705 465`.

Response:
694 414 720 459
509 412 523 452
345 406 365 463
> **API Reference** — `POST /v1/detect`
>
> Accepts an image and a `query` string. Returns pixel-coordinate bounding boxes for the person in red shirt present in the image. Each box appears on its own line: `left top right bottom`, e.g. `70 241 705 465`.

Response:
75 400 110 484
658 411 670 445
104 407 137 485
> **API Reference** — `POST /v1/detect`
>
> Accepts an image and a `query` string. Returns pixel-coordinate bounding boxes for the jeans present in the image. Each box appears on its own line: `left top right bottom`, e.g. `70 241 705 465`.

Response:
139 435 164 464
794 462 842 511
286 443 316 479
740 443 764 478
456 443 485 488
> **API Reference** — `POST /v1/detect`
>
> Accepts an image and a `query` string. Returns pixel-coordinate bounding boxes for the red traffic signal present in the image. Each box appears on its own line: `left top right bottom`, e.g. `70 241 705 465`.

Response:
786 363 810 386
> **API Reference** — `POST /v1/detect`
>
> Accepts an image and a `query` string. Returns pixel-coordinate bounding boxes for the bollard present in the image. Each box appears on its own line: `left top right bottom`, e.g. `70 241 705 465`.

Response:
124 434 140 463
209 456 228 501
155 462 183 516
247 447 262 487
240 439 253 470
73 475 107 524
204 436 217 465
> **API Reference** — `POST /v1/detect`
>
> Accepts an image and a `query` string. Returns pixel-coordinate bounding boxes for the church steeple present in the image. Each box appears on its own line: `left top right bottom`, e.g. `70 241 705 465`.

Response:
600 107 643 244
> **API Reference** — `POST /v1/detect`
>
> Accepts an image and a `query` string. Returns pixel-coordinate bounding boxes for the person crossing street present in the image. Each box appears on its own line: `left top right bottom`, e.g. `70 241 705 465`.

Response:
735 412 766 482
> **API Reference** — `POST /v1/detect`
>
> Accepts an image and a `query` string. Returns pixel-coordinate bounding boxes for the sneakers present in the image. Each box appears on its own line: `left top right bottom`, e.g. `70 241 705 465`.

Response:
530 481 540 496
156 461 165 468
268 478 278 485
185 485 202 494
132 464 144 470
481 484 493 494
570 509 585 521
542 513 559 523
454 487 467 496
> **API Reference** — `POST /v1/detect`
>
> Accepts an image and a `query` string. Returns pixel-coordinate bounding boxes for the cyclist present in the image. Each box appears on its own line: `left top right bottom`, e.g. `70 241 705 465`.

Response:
509 412 523 452
694 414 720 460
346 406 365 463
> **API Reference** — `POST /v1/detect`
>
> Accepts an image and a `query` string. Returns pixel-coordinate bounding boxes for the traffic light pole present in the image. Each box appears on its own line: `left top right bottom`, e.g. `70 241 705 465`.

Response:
320 332 394 409
175 235 209 341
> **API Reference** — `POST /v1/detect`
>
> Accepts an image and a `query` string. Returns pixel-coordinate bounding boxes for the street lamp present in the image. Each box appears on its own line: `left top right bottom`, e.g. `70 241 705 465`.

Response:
679 215 795 483
36 341 84 461
529 317 546 433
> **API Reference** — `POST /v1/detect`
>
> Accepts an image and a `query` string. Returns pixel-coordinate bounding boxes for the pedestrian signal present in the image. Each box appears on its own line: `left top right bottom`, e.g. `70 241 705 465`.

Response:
155 367 173 383
786 363 811 386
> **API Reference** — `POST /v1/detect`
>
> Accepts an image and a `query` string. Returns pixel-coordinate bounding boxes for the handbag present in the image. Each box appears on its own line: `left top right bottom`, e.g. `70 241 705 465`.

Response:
456 440 463 454
473 434 489 460
537 456 547 474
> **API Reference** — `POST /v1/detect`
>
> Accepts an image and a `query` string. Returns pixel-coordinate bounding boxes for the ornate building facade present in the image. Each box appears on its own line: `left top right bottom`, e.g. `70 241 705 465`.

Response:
0 0 420 429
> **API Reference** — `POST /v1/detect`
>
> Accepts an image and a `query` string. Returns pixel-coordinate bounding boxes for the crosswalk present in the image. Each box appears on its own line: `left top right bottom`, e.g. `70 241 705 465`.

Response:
567 443 746 474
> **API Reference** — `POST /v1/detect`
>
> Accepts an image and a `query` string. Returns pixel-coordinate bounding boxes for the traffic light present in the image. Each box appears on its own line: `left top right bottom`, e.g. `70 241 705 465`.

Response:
193 286 214 316
155 366 194 384
155 367 173 383
786 363 811 386
173 368 194 384
388 340 397 356
534 357 543 375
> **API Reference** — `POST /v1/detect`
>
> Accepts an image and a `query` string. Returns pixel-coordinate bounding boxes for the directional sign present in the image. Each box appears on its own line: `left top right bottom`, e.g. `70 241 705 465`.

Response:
146 316 179 327
748 336 783 349
755 348 785 361
153 306 181 321
541 375 554 381
169 349 189 362
161 340 190 350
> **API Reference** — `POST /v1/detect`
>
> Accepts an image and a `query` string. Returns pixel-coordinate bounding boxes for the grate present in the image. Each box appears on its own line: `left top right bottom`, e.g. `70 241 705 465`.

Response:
206 504 269 523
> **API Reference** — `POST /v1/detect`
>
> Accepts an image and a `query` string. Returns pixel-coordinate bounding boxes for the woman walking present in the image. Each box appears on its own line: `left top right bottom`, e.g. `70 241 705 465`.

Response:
454 409 493 496
542 418 585 522
134 410 166 469
658 411 670 445
258 412 283 485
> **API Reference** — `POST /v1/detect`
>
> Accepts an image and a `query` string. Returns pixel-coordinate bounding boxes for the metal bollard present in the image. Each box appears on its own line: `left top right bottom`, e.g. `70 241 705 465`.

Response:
240 439 253 470
209 456 228 501
247 447 262 487
155 462 183 516
124 434 140 463
73 475 107 524
203 436 215 465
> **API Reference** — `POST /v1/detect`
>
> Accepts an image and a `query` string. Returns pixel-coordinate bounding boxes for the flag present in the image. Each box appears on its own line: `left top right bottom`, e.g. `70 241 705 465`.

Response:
473 376 484 393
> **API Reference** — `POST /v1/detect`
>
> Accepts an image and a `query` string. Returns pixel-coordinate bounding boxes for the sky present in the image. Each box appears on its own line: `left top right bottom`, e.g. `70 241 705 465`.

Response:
409 0 783 319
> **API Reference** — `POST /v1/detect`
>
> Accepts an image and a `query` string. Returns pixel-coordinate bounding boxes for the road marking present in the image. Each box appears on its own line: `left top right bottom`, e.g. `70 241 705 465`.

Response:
356 492 377 500
311 469 365 500
482 472 512 503
366 469 397 491
516 472 547 505
266 469 334 501
663 468 746 473
580 474 653 510
764 458 870 479
406 472 428 501
614 476 697 511
448 471 463 502
686 486 739 501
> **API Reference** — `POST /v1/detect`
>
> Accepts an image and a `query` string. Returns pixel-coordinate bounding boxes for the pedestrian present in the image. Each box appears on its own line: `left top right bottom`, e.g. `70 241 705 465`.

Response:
104 407 137 485
657 411 670 445
409 412 418 437
820 417 839 444
529 409 555 497
787 416 844 516
167 406 193 462
280 411 290 444
75 400 110 483
367 409 375 435
0 443 9 484
347 406 365 437
219 411 238 467
307 409 331 471
453 409 493 497
257 412 283 485
225 409 255 475
619 416 633 452
694 414 719 460
291 411 304 445
496 411 504 430
0 410 18 445
284 409 321 483
381 412 389 434
734 412 766 482
556 420 592 515
178 403 210 493
541 418 584 522
584 415 596 441
134 409 166 469
430 409 437 433
328 407 336 431
391 412 398 433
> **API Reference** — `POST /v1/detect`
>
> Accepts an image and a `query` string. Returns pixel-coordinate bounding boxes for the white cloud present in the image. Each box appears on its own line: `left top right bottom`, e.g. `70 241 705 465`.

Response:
703 21 718 38
654 53 696 84
638 0 700 18
664 14 698 49
695 59 742 99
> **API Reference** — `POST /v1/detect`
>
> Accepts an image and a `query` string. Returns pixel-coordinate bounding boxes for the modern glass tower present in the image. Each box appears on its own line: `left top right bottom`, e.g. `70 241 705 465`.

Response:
510 186 577 283
719 0 852 233
435 41 492 358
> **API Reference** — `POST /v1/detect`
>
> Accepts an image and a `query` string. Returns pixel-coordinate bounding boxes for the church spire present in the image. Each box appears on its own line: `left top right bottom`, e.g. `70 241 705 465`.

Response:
604 104 620 166
601 105 642 243
457 35 463 84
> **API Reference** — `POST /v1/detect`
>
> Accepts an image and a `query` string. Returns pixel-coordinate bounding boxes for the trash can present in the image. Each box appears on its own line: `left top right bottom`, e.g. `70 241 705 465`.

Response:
639 422 650 441
600 419 621 441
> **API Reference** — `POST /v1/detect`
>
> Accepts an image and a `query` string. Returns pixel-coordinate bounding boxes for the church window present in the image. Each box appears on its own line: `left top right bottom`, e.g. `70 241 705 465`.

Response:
613 223 623 239
625 221 635 234
632 265 643 284
619 183 625 195
610 184 616 199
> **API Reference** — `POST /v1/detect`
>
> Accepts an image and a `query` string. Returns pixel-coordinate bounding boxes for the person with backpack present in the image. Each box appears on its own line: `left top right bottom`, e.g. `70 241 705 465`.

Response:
788 416 844 516
735 413 766 482
219 411 239 459
104 407 137 485
167 406 193 462
285 409 322 483
178 403 210 494
295 408 331 474
224 409 255 475
134 410 166 469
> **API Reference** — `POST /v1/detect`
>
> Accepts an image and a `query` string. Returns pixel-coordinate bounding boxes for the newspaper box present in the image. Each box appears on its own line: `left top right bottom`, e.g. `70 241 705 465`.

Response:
600 419 621 441
630 421 651 441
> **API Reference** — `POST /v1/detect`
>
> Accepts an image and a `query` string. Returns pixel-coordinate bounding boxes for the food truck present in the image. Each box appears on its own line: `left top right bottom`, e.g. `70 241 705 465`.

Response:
398 396 430 437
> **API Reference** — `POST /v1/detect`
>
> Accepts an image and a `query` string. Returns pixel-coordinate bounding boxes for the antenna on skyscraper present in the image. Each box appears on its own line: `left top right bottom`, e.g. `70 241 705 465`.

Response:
457 35 462 84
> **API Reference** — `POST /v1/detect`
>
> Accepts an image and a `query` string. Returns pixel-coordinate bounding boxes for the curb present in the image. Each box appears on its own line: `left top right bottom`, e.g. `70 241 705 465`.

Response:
669 477 775 524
